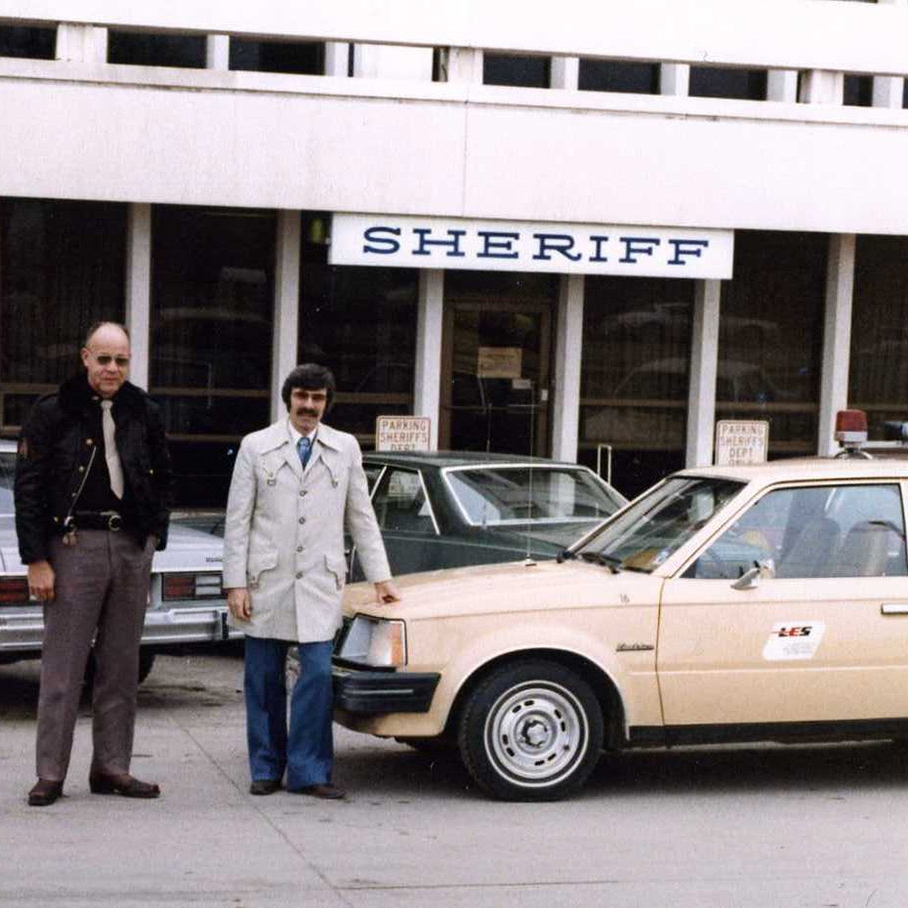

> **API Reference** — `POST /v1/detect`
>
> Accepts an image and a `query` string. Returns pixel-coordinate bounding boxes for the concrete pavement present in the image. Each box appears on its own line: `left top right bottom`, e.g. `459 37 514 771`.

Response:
2 650 908 908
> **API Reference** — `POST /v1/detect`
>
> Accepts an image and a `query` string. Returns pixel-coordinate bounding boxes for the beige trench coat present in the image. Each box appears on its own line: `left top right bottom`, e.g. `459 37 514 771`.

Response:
222 420 391 643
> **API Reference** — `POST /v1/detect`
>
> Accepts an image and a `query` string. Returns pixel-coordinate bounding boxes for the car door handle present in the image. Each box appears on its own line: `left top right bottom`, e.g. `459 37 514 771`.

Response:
881 603 908 615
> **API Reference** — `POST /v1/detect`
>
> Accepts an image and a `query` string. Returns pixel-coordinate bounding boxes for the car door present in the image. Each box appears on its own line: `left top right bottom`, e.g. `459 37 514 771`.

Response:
657 480 908 736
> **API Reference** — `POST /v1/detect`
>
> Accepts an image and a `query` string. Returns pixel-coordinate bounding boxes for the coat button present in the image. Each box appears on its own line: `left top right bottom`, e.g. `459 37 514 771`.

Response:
298 517 306 524
78 466 85 473
297 546 303 553
299 490 306 497
296 572 303 579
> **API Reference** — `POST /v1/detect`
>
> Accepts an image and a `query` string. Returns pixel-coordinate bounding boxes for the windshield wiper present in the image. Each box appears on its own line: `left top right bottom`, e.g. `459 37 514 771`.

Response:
578 551 622 573
556 548 576 563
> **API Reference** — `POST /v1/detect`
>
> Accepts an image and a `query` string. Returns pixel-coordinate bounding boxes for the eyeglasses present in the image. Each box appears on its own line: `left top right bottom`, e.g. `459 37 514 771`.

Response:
89 352 131 368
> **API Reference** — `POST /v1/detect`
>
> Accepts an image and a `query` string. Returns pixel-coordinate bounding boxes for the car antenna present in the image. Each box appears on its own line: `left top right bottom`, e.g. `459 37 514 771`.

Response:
524 379 536 567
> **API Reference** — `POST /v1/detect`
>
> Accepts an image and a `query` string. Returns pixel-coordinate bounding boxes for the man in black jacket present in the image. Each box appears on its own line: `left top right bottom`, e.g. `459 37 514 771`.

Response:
15 321 173 806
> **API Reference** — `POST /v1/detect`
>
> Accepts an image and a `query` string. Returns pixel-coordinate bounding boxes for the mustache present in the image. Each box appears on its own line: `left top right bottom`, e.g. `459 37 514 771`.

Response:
294 407 320 417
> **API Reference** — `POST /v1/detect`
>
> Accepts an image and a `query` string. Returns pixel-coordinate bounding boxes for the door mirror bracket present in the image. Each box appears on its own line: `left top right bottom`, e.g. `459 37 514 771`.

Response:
731 558 775 591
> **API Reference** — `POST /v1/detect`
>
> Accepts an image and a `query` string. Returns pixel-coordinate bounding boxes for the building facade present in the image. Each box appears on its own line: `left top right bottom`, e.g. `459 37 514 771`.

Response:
2 0 908 503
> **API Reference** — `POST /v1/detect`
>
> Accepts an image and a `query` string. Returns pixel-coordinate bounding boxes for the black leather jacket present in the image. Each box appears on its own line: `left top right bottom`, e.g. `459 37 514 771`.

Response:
14 372 174 564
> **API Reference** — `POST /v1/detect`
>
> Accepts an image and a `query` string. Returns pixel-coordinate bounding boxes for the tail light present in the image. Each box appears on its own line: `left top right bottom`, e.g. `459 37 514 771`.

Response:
161 573 223 601
0 577 30 605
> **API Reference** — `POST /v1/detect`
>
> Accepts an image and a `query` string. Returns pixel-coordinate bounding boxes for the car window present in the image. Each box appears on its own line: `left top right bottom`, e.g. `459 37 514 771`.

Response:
689 483 908 580
371 468 436 535
578 477 744 572
363 463 384 494
445 467 621 526
0 451 15 515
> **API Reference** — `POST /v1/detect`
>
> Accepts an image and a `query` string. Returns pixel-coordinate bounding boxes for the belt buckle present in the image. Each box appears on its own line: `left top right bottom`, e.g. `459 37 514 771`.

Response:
104 512 123 532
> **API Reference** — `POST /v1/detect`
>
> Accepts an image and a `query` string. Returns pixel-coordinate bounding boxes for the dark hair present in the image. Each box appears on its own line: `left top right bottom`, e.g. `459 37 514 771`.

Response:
281 363 336 412
83 321 130 347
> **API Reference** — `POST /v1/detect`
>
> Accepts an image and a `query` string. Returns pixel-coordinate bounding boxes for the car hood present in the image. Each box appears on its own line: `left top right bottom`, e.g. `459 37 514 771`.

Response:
344 558 659 622
0 517 222 574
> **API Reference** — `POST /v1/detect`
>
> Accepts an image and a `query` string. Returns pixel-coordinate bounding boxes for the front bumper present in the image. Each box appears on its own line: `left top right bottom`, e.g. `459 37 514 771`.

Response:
0 602 236 657
332 662 440 714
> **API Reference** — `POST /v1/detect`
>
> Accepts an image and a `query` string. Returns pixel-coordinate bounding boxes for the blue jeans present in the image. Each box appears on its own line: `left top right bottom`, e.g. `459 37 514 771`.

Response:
244 636 334 789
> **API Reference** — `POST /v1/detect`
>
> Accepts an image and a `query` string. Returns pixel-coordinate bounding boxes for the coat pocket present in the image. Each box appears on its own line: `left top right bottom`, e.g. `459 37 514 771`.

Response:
325 554 347 592
247 550 279 588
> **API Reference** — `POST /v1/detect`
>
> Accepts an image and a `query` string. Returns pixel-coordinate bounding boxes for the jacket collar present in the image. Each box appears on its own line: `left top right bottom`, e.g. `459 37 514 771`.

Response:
258 419 343 454
58 371 144 416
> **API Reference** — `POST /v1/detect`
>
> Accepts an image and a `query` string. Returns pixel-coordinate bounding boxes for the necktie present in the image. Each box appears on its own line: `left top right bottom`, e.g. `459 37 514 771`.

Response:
297 436 312 469
100 400 125 499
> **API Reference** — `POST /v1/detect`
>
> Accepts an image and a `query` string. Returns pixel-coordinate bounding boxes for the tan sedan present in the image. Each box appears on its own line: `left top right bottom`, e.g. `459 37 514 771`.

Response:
333 458 908 800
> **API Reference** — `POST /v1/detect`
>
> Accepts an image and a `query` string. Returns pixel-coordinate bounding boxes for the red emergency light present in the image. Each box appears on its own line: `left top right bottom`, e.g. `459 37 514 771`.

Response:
834 409 868 445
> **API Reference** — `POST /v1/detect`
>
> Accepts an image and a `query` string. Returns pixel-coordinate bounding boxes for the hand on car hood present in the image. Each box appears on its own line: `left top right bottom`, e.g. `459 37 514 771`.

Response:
342 558 657 622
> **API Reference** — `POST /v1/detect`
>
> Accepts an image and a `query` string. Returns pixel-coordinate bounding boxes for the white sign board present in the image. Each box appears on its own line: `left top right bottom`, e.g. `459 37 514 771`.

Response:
330 214 734 279
375 416 431 452
715 420 769 466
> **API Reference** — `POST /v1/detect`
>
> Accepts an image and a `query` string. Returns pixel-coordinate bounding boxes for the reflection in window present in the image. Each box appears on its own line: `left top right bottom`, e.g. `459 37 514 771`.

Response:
0 198 126 433
299 230 417 446
484 54 550 88
108 31 206 68
691 484 907 579
850 236 908 436
689 67 767 101
0 26 56 59
718 231 825 456
230 39 324 75
579 59 659 94
150 206 275 504
372 469 435 534
580 276 695 499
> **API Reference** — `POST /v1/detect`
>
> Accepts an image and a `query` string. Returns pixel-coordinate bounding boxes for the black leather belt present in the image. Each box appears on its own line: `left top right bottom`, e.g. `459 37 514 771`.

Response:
72 511 125 531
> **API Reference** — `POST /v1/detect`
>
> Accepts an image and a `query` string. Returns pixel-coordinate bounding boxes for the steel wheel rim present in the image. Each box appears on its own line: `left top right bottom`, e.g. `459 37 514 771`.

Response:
484 681 588 787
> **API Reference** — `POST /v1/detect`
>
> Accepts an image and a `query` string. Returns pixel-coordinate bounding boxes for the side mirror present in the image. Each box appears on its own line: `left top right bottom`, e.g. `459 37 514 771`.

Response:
731 558 775 590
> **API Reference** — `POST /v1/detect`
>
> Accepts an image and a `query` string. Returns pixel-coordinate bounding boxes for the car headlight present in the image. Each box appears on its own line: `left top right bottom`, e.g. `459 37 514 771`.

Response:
337 615 407 668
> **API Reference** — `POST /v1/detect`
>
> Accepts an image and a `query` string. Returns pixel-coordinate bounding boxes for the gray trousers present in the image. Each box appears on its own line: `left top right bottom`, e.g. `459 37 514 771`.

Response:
36 530 153 781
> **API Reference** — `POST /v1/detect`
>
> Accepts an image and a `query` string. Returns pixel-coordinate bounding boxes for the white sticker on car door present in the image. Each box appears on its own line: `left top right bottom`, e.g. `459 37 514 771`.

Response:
762 621 826 661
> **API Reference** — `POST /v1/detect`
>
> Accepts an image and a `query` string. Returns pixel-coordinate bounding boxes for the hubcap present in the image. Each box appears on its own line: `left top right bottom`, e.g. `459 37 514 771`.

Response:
484 681 587 787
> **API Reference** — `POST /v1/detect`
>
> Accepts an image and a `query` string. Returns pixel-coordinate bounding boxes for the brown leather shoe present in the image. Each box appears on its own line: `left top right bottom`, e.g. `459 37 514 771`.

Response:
249 778 282 796
28 778 63 807
292 783 346 800
89 773 160 799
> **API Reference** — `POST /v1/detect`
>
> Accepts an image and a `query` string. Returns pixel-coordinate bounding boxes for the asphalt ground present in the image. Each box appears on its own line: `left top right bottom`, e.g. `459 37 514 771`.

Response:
2 647 908 908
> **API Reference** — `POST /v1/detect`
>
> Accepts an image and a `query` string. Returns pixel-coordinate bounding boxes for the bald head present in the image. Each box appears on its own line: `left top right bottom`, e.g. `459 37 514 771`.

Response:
81 322 131 398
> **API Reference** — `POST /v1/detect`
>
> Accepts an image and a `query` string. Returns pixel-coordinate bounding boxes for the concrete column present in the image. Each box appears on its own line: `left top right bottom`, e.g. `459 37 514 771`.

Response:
686 279 721 467
799 70 844 105
271 211 301 422
206 35 230 71
660 63 690 96
766 70 798 102
56 23 107 64
325 42 350 77
817 235 856 457
552 274 584 463
125 204 151 391
414 270 444 451
550 56 580 90
442 47 484 84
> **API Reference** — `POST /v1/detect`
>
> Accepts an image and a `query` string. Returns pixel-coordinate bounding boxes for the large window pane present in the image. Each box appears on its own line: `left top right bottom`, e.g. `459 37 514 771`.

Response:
580 276 695 498
150 206 275 505
0 25 56 59
230 38 324 75
718 231 825 456
850 235 908 435
689 67 767 100
579 59 659 94
1 198 126 434
484 54 550 88
299 233 418 446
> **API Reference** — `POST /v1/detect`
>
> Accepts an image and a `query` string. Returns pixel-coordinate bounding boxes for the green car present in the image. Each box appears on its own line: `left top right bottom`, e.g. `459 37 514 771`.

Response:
349 451 627 579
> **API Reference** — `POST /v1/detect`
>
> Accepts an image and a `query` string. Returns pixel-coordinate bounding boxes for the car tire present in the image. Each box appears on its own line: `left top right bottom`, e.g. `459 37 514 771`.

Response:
83 649 156 689
457 659 603 801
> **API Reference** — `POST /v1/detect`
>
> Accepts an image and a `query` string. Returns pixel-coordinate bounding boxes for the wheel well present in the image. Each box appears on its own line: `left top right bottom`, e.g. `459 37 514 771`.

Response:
444 649 627 749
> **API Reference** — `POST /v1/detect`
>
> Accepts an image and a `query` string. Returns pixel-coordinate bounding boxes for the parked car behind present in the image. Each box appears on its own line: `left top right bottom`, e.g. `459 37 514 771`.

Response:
332 453 908 801
349 451 627 579
0 439 234 683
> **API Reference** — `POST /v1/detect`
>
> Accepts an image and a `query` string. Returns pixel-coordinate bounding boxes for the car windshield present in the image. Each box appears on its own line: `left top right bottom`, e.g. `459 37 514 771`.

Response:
575 476 745 572
445 466 621 527
0 451 15 515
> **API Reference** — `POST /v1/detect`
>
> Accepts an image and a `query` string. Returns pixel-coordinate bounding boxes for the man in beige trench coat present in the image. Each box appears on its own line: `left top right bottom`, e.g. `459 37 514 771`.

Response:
223 363 400 799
